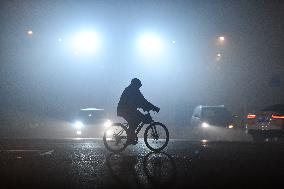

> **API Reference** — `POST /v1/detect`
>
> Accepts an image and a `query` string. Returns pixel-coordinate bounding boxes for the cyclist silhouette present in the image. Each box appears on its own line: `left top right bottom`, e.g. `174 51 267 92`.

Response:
117 78 160 144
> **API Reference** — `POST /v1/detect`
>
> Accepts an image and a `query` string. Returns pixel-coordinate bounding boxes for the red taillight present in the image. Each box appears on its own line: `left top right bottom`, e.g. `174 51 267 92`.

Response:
247 114 256 119
271 115 284 119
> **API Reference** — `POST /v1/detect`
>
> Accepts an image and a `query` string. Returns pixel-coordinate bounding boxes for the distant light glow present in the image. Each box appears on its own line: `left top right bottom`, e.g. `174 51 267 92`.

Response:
104 120 112 128
76 130 82 135
202 122 209 128
27 30 33 36
219 36 225 41
81 108 104 111
216 53 222 61
74 121 83 129
138 33 163 56
271 115 284 119
172 40 176 44
58 38 62 42
247 114 256 119
72 31 100 54
228 125 234 129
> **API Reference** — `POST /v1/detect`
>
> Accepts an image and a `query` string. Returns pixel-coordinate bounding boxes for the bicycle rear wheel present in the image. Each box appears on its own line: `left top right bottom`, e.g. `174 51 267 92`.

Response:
144 122 169 152
103 123 128 152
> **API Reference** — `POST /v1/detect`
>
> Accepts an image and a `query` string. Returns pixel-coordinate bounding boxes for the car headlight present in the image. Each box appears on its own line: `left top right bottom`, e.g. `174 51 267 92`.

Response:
104 120 112 128
228 125 234 129
74 121 84 129
106 129 113 136
201 122 209 128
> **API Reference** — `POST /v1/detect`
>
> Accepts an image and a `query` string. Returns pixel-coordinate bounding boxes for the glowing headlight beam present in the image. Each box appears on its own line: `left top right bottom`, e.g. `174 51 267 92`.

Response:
74 121 84 129
104 120 112 128
106 129 113 136
201 122 209 128
228 125 234 129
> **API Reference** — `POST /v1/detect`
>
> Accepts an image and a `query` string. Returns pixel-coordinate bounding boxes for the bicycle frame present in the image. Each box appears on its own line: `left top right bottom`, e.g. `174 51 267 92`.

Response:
122 120 155 135
135 122 146 135
121 122 146 135
116 112 158 139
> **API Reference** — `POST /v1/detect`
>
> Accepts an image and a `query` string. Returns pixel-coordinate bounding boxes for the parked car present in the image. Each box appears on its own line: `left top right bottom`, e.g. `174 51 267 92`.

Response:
246 104 284 139
71 108 112 137
191 105 234 129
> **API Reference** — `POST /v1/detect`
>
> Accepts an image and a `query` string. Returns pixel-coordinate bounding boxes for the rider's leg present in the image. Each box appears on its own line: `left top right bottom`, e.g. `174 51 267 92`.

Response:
125 111 144 143
124 116 137 143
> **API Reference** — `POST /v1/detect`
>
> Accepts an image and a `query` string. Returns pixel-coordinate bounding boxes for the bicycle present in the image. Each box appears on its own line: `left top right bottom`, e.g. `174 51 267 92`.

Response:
103 111 169 152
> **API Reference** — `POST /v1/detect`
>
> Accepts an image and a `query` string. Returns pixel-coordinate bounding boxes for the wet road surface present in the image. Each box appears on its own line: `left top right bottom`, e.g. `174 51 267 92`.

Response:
1 138 284 189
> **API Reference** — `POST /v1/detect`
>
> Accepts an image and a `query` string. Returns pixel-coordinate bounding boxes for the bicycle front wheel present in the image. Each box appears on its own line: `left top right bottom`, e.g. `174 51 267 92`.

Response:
144 122 169 152
103 123 128 152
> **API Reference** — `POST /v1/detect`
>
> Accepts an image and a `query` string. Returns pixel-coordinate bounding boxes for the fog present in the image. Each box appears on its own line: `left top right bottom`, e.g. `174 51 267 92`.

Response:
1 0 284 138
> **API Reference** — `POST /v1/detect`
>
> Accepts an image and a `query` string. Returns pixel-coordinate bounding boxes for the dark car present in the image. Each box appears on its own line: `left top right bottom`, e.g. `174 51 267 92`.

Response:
191 105 234 129
71 108 112 137
246 104 284 139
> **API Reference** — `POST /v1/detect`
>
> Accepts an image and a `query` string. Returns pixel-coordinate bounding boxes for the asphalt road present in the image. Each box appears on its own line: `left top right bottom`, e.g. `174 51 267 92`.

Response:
1 138 284 189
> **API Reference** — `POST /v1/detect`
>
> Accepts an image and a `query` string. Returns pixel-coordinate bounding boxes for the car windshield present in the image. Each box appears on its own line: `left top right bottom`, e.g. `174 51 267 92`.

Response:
76 110 105 119
202 108 231 118
1 1 284 188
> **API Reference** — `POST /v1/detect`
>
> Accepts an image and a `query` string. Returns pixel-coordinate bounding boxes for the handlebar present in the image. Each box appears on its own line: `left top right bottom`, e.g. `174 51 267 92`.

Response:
145 110 158 117
138 108 160 114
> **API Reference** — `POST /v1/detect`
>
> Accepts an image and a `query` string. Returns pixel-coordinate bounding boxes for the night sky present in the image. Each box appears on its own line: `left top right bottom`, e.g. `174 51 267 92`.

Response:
0 0 284 122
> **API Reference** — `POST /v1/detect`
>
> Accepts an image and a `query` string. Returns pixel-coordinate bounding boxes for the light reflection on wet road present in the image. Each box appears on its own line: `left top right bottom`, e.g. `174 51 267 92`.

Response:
0 138 284 188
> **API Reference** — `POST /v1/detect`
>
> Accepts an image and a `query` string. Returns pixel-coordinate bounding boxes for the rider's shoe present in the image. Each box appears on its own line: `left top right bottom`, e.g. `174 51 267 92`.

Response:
131 137 138 145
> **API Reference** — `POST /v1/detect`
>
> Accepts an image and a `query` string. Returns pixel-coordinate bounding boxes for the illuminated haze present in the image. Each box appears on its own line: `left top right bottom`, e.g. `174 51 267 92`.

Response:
0 0 284 126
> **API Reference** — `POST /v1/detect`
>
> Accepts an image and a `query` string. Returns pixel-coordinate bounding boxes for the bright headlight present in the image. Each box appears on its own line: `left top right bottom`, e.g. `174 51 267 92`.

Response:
106 129 113 136
74 121 84 129
201 122 209 128
228 125 234 129
104 120 112 128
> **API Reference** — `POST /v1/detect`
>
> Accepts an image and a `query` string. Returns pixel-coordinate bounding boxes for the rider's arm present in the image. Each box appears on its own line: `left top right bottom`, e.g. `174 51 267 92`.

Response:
137 91 159 112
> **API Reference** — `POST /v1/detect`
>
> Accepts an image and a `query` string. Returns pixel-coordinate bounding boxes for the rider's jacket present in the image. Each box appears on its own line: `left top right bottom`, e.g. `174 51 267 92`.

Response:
117 84 155 117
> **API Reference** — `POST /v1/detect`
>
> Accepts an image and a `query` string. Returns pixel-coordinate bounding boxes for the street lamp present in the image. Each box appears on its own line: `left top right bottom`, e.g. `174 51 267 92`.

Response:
72 31 100 55
26 30 33 37
216 53 222 61
138 33 163 56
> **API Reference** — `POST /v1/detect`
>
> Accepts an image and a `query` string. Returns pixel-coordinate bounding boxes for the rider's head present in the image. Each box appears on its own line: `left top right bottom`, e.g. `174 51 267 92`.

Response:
130 78 142 88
